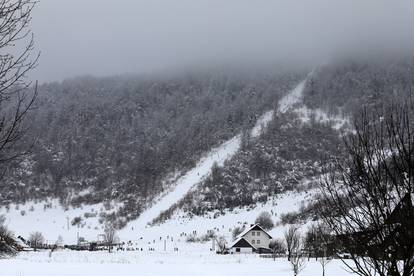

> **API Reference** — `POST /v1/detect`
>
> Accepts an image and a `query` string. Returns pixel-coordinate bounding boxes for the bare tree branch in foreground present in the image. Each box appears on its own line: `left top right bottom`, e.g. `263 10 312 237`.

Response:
319 101 414 276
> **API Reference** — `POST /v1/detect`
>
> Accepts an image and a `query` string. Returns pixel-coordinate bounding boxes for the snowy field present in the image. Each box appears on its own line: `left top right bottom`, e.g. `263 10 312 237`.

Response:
1 250 353 276
0 190 329 276
0 190 314 246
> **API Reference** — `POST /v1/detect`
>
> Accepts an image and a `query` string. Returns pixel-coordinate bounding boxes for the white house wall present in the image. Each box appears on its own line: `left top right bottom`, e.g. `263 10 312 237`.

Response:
243 230 271 249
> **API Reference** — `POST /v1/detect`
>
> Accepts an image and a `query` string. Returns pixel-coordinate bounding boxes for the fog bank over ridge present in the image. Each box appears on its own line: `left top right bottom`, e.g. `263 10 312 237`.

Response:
31 0 414 82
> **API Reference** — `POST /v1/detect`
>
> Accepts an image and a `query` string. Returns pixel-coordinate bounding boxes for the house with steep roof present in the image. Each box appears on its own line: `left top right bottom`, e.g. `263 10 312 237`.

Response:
229 224 273 254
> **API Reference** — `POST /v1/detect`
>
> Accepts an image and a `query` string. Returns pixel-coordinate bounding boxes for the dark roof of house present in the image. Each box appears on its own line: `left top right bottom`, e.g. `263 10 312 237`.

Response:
231 237 255 248
386 192 414 225
236 224 273 240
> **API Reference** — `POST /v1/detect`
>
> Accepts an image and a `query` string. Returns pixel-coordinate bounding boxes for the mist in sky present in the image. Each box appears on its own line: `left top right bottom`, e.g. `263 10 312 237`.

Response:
30 0 414 82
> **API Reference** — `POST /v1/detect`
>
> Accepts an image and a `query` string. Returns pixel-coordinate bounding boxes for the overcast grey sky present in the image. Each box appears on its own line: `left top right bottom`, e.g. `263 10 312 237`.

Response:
30 0 414 82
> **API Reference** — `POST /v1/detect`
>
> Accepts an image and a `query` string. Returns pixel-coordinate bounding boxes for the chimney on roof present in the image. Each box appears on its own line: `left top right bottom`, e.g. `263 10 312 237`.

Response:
250 224 254 227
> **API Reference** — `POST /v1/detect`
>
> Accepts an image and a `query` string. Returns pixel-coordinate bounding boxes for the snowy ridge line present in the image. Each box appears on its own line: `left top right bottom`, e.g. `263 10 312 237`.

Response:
122 80 309 231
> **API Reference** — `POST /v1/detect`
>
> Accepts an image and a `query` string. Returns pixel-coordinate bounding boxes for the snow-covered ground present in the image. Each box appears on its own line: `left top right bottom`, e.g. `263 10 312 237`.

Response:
120 189 315 243
0 199 113 244
1 187 351 276
0 189 312 247
1 250 352 276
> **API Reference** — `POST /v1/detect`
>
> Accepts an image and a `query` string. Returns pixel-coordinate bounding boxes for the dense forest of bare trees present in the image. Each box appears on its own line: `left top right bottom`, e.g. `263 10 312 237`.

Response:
160 58 414 224
0 69 304 225
152 110 343 223
303 59 414 116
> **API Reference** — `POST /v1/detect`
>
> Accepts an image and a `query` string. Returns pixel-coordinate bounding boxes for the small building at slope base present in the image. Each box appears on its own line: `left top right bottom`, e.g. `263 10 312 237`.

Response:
229 224 273 254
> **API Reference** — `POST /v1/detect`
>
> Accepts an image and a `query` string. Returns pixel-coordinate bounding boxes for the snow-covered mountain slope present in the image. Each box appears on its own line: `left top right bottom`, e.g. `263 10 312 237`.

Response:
1 80 310 245
126 136 241 230
126 190 314 242
0 188 313 246
121 80 309 232
1 75 339 246
120 110 279 231
144 72 351 228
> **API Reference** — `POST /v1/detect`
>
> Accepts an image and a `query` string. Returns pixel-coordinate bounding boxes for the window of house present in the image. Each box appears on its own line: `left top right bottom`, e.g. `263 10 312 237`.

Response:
257 232 261 236
252 231 255 236
257 240 260 244
236 248 240 252
252 240 255 244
